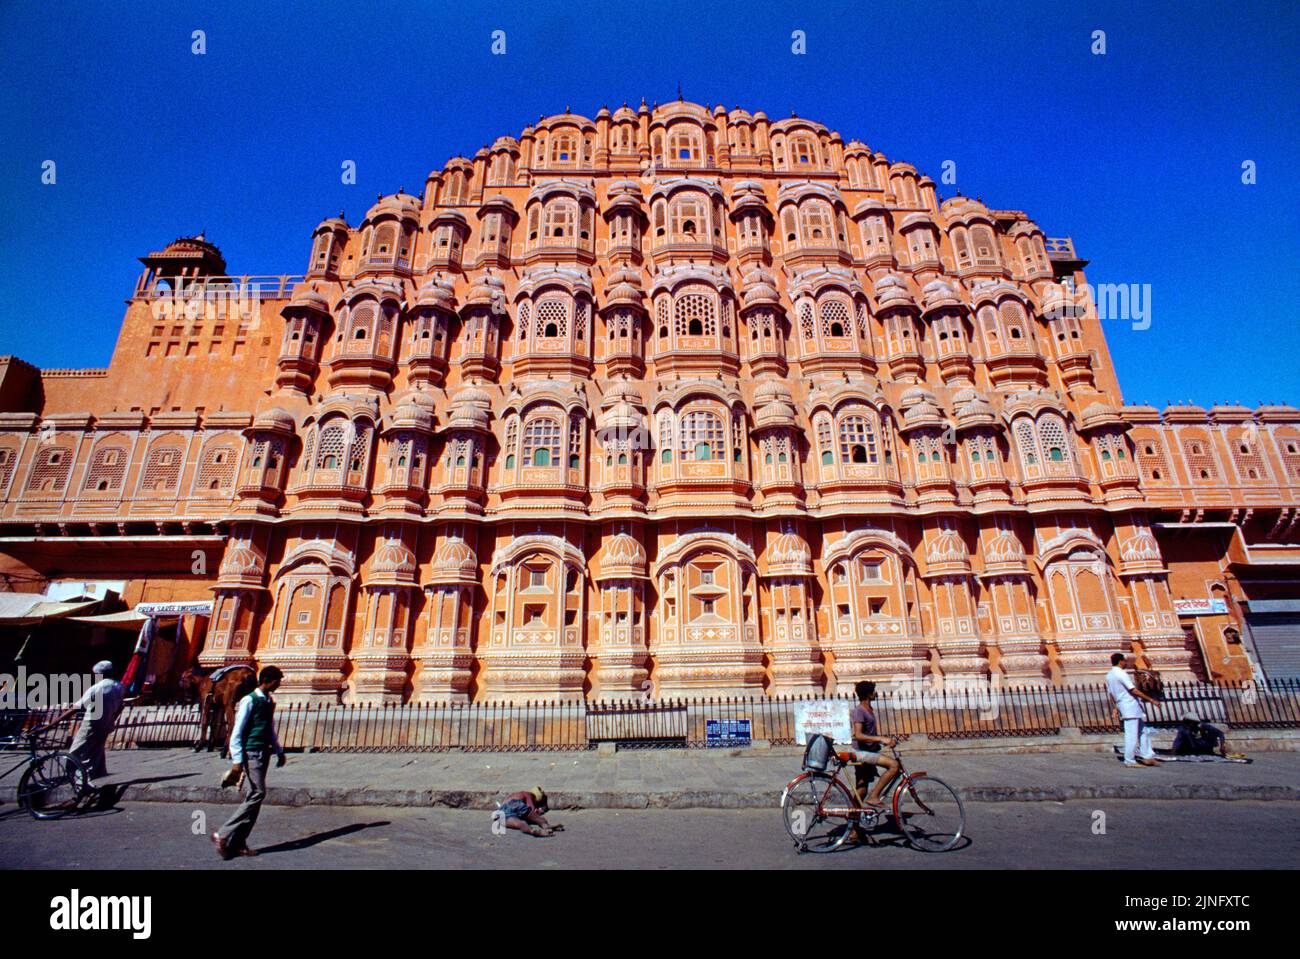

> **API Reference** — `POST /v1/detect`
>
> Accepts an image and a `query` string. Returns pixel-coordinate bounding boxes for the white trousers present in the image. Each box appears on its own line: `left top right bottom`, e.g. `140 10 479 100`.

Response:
1122 717 1154 764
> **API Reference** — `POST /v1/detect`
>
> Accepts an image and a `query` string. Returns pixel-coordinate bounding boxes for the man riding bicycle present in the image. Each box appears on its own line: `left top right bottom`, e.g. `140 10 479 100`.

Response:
850 681 900 809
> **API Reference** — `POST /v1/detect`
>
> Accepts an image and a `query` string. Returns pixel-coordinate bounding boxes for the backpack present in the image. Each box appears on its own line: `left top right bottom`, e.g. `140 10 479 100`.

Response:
801 733 837 772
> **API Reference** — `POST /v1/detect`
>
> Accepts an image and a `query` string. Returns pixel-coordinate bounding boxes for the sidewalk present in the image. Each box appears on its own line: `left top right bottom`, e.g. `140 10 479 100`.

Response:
6 743 1297 809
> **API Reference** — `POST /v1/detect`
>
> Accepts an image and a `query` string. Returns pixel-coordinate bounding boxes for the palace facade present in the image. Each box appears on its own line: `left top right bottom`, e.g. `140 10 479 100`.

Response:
2 100 1298 702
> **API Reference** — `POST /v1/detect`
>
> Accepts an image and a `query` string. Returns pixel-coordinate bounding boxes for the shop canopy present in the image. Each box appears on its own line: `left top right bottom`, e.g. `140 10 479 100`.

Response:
0 594 212 628
0 594 102 625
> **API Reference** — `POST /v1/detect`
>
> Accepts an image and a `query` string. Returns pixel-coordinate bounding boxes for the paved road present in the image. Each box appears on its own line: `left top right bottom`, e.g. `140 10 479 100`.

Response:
1 798 1293 869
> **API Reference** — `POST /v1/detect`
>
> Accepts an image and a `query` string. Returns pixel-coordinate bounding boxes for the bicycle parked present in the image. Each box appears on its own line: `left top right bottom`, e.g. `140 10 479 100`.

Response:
781 735 966 853
0 713 97 820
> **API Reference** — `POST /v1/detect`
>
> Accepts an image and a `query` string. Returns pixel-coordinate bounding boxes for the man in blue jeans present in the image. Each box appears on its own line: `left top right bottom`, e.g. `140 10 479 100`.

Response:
212 666 286 859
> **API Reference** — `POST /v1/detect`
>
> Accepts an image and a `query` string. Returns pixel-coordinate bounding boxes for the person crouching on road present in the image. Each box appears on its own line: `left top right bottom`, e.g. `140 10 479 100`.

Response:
498 787 560 837
1173 712 1228 757
51 660 125 785
212 666 285 860
1106 652 1163 768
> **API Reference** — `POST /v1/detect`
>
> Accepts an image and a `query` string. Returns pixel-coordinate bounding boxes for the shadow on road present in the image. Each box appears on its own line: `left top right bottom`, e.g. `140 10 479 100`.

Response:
256 820 391 856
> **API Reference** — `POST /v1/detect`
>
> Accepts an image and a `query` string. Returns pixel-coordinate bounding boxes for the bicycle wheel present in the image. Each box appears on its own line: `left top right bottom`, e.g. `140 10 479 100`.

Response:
781 772 856 853
894 774 965 852
17 752 91 820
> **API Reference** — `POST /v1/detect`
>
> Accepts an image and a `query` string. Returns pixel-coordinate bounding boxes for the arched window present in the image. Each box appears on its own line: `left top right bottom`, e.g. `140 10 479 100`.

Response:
668 127 700 161
543 200 576 240
316 424 347 472
535 299 568 341
670 196 707 238
673 292 717 338
839 413 877 464
523 416 562 467
820 299 852 340
799 201 834 243
680 409 725 462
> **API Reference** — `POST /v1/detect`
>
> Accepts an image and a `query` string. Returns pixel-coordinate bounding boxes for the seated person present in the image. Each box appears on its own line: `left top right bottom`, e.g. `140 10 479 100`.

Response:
1172 713 1227 756
850 680 900 809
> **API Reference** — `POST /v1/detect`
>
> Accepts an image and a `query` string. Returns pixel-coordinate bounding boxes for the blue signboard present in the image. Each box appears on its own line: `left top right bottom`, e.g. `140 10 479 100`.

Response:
706 718 752 747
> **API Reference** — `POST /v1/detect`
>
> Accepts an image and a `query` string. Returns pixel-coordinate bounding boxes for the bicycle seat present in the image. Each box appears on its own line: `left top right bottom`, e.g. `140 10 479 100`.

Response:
836 751 856 762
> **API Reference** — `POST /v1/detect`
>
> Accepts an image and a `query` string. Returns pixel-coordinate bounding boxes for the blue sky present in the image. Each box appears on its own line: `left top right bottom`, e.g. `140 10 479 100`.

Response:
1 0 1297 406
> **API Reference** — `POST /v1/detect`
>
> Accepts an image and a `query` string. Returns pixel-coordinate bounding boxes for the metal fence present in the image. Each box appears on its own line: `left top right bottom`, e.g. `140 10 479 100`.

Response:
2 679 1297 753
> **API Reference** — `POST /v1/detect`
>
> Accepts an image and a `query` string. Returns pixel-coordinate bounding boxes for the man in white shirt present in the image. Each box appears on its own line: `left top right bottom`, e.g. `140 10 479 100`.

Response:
52 660 126 783
1106 652 1162 768
212 666 285 860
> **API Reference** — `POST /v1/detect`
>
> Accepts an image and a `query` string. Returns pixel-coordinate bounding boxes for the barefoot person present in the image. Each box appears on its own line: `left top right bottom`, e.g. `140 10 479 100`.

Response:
212 666 285 859
1106 653 1163 768
849 681 900 809
50 660 125 785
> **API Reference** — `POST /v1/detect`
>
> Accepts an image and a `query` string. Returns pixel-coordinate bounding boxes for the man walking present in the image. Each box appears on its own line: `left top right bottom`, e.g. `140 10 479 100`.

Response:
1106 652 1162 768
212 666 285 859
51 660 125 784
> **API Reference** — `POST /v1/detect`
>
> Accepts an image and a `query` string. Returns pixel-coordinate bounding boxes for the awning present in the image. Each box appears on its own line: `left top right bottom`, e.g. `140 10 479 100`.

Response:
66 609 150 630
0 595 101 625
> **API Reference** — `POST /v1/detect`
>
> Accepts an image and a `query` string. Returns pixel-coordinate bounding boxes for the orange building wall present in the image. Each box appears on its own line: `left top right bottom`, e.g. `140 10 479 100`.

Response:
1 100 1297 701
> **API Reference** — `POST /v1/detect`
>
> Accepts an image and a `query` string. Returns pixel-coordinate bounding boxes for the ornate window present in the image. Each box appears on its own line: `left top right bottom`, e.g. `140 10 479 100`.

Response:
1182 435 1219 481
681 410 725 462
838 414 877 464
141 443 183 492
85 445 127 492
673 293 717 337
820 299 852 339
536 298 568 340
27 446 72 494
1135 434 1171 482
816 414 834 467
503 419 518 470
669 196 707 238
1229 431 1267 482
523 417 562 467
799 200 834 243
544 200 576 241
195 442 237 492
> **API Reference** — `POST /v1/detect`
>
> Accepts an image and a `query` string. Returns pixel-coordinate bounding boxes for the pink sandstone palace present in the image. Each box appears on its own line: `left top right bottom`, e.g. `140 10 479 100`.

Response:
2 100 1298 703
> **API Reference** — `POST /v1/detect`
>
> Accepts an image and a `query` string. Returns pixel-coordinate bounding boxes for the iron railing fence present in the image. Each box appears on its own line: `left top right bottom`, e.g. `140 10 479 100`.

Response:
2 679 1296 753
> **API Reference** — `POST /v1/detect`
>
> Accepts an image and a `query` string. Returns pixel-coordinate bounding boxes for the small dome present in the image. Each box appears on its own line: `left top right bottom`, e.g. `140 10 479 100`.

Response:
466 273 506 307
984 529 1027 568
219 541 264 581
767 530 813 577
251 407 296 433
371 539 417 579
741 267 781 308
430 537 479 584
415 275 458 311
365 191 420 222
926 528 969 568
446 385 492 431
873 274 916 310
922 279 963 312
288 284 331 314
596 533 648 581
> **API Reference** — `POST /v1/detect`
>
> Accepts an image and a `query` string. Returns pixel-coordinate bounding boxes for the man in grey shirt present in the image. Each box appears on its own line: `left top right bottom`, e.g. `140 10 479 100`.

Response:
52 659 126 782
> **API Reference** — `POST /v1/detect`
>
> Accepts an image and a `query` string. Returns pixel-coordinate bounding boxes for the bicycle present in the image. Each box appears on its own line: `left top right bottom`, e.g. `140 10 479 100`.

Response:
780 738 966 853
0 714 96 820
